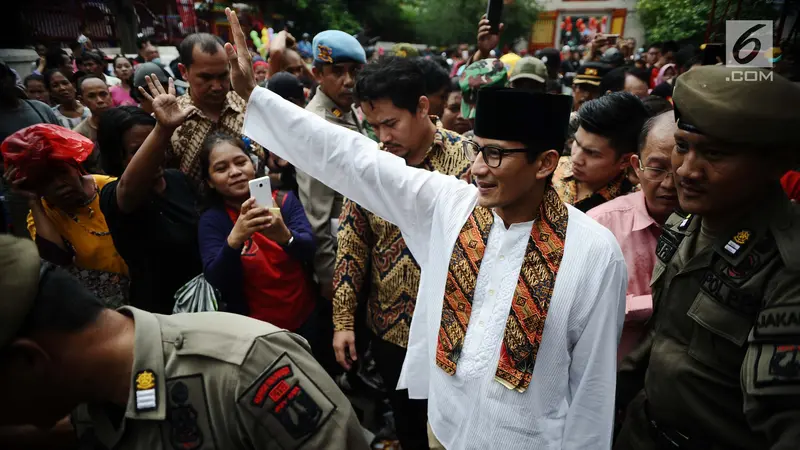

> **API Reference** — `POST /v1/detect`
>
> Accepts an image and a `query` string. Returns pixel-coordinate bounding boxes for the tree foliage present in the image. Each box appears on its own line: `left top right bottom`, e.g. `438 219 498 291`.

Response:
413 0 540 46
637 0 779 44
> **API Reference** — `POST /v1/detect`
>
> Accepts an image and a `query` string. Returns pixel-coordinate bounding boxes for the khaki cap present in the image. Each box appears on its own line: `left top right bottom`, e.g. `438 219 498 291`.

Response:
673 66 800 147
508 57 548 84
0 235 40 348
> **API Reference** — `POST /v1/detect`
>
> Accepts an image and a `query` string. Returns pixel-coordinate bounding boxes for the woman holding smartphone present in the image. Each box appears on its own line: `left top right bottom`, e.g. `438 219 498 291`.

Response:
196 130 319 341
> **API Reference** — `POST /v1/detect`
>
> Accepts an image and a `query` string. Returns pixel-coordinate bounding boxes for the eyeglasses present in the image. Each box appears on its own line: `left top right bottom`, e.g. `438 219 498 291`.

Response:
463 141 529 168
637 159 674 182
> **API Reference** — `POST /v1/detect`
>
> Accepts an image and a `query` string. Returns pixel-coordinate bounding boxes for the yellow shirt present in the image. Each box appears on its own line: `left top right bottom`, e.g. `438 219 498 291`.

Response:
27 174 129 276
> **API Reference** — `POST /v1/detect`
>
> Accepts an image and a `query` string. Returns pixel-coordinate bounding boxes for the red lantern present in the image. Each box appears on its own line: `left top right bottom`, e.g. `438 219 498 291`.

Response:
589 17 597 27
561 21 566 30
576 18 584 25
579 23 586 32
601 16 608 23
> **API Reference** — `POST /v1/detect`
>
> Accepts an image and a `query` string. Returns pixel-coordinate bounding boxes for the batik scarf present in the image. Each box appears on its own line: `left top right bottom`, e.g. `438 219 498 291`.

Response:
436 186 568 392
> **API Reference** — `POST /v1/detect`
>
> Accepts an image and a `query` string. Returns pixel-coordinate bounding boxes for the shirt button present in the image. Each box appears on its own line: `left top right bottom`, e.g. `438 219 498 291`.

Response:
489 289 495 296
175 335 184 350
499 255 505 261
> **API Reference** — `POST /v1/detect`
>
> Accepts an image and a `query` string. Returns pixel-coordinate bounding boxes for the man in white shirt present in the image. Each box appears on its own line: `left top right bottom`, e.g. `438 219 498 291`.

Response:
223 9 627 449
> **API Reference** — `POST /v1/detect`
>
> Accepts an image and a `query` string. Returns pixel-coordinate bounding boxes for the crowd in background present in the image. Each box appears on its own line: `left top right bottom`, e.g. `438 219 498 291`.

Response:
1 12 799 450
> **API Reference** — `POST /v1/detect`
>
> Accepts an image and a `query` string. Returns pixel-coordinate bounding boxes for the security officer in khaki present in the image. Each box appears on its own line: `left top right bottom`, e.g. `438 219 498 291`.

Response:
615 66 800 449
0 235 369 450
299 30 367 301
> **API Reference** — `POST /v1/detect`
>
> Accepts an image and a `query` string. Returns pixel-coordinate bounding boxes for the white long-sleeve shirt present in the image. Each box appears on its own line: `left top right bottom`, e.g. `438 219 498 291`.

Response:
243 86 627 450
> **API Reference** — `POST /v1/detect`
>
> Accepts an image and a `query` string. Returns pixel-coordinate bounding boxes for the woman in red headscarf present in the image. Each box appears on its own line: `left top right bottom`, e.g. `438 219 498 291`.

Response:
2 124 129 305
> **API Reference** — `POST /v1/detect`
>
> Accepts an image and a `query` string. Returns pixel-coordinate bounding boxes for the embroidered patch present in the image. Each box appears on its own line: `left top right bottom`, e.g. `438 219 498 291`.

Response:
751 343 800 389
722 253 760 281
700 271 760 316
317 44 333 63
656 229 682 263
239 352 335 448
135 370 157 412
161 375 217 450
724 229 753 256
753 304 800 340
331 108 342 118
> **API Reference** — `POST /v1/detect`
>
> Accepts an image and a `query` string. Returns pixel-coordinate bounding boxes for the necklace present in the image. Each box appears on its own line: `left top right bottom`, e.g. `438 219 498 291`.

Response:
58 178 110 237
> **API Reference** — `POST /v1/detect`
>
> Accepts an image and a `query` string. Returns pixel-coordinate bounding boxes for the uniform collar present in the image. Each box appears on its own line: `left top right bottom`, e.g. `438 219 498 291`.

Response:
84 307 166 448
710 186 794 268
312 86 352 118
121 306 167 421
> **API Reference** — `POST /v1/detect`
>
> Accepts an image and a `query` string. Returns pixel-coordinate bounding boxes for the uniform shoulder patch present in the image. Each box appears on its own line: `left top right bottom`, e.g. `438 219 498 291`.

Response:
161 375 217 450
238 352 336 448
753 304 800 340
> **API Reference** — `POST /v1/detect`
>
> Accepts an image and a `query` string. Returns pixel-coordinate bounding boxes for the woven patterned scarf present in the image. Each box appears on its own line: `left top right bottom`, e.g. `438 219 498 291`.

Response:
436 186 568 392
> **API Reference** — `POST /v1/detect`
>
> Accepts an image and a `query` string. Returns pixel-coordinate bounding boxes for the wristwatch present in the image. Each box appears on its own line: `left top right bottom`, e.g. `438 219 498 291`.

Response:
284 234 294 247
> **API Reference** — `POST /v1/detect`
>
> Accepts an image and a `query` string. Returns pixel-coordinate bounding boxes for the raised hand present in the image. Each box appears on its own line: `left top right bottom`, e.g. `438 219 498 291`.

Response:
137 75 195 130
3 166 38 200
224 7 257 102
477 15 504 57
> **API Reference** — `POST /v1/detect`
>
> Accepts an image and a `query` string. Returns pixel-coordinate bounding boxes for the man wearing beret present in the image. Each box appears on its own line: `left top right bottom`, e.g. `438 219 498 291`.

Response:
299 29 367 301
224 9 627 448
615 66 800 449
0 235 368 449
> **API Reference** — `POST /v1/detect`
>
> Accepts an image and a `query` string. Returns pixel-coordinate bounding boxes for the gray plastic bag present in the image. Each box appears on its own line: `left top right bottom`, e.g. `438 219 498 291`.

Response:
172 274 219 314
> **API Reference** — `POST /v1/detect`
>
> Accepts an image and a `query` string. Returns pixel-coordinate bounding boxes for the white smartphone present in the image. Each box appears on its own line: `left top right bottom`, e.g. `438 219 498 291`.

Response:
248 176 275 208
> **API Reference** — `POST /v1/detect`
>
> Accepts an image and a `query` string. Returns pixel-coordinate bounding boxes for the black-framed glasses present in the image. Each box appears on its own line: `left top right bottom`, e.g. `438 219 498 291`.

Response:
637 159 674 182
463 141 529 168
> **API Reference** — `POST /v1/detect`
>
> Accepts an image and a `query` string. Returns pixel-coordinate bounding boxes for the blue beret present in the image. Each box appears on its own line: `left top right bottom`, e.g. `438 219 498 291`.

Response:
312 30 366 65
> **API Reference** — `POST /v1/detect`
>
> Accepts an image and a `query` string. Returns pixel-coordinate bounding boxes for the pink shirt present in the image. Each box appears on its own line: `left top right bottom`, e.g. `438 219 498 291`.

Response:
588 190 659 361
110 85 137 107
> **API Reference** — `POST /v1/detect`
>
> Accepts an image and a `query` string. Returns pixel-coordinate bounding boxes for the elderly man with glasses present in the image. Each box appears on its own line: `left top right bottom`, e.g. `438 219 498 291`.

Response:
588 111 679 361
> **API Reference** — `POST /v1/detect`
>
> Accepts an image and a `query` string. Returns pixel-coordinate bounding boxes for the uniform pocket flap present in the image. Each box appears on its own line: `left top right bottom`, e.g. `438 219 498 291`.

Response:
687 291 752 347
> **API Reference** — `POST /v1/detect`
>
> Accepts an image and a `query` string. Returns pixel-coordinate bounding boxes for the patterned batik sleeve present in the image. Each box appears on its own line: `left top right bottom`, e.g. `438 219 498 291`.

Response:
332 199 373 332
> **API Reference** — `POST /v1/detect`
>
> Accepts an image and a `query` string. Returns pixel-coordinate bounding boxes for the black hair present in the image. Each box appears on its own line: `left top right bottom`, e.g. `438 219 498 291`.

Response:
662 41 679 55
641 95 673 117
78 50 103 66
537 48 562 76
647 42 663 51
16 263 105 338
0 63 21 107
354 57 426 115
97 106 157 176
76 74 105 96
627 67 651 85
414 57 451 96
44 47 69 73
43 69 67 90
136 36 152 51
198 131 248 208
577 91 649 157
112 55 134 89
68 41 81 52
178 33 224 69
637 111 673 155
600 66 628 93
450 76 461 93
23 73 45 89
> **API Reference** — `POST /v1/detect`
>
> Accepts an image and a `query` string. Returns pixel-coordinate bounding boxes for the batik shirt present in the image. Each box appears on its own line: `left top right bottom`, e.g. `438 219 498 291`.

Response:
332 121 470 347
552 155 635 212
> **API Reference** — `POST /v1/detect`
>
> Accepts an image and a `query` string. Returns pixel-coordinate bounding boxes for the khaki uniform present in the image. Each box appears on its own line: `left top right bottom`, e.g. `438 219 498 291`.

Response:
297 87 364 288
616 190 800 449
72 307 368 450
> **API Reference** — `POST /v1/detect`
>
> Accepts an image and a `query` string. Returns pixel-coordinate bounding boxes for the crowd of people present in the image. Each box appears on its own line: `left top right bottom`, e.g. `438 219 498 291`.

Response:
0 7 799 450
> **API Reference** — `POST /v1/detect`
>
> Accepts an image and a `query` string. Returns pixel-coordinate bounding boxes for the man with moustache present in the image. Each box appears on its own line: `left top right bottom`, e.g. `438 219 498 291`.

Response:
333 57 470 449
300 30 367 301
167 33 265 185
588 111 679 361
615 66 800 450
223 9 627 448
